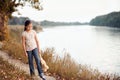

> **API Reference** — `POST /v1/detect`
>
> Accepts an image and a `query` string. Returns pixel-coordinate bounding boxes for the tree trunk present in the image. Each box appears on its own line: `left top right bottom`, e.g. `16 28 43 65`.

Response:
0 14 9 41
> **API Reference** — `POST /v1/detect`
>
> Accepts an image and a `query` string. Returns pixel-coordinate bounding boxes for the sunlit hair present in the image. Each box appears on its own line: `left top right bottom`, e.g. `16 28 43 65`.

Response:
24 20 31 31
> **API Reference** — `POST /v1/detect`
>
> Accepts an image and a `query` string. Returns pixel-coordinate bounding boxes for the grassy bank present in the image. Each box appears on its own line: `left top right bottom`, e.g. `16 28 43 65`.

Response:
0 57 32 80
1 25 120 80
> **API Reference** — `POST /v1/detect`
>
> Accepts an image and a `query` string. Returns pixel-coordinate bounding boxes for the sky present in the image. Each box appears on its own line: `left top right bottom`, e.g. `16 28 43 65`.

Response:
13 0 120 22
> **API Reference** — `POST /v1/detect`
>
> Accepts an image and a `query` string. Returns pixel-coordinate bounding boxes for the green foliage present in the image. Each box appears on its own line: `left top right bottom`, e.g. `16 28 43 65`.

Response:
0 0 42 18
0 0 20 17
90 11 120 27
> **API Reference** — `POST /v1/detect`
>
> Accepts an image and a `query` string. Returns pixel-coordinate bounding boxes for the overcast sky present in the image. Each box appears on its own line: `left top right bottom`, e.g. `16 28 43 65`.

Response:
13 0 120 22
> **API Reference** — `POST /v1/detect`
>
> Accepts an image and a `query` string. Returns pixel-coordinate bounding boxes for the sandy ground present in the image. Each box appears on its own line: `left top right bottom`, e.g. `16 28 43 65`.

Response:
0 50 56 80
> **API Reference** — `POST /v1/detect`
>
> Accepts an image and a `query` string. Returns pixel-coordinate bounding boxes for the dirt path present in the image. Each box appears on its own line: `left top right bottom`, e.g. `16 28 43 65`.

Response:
0 50 56 80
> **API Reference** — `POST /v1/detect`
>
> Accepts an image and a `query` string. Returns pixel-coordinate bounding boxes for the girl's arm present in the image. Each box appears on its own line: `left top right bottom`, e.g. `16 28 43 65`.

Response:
34 31 41 53
22 36 27 56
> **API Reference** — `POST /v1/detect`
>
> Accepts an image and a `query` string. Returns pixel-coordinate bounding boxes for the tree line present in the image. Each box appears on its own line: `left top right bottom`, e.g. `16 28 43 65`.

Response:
8 16 40 25
9 17 88 26
90 11 120 27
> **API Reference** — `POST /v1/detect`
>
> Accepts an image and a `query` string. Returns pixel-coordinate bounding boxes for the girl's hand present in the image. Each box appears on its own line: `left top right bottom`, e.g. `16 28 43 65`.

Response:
38 48 41 54
24 51 28 57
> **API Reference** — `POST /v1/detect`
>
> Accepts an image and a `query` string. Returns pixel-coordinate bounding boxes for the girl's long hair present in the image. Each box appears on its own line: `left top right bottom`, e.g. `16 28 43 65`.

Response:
24 20 31 31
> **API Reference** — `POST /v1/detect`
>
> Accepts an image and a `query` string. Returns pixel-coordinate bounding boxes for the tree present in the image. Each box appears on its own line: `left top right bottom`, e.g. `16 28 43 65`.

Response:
0 0 42 41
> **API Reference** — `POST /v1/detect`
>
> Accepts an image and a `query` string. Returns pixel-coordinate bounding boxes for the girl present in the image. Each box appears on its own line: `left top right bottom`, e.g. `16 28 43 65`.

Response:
21 20 46 80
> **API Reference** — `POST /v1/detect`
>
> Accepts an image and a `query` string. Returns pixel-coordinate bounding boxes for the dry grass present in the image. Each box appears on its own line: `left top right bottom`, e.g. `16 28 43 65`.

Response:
41 48 120 80
41 48 80 79
0 57 32 80
1 25 120 80
1 25 27 63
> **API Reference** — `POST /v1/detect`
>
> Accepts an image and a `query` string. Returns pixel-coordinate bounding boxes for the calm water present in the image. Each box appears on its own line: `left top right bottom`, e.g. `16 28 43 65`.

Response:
37 25 120 74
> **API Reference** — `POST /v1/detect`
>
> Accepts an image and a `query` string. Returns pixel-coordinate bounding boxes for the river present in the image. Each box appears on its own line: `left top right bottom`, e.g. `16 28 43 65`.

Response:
37 25 120 74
